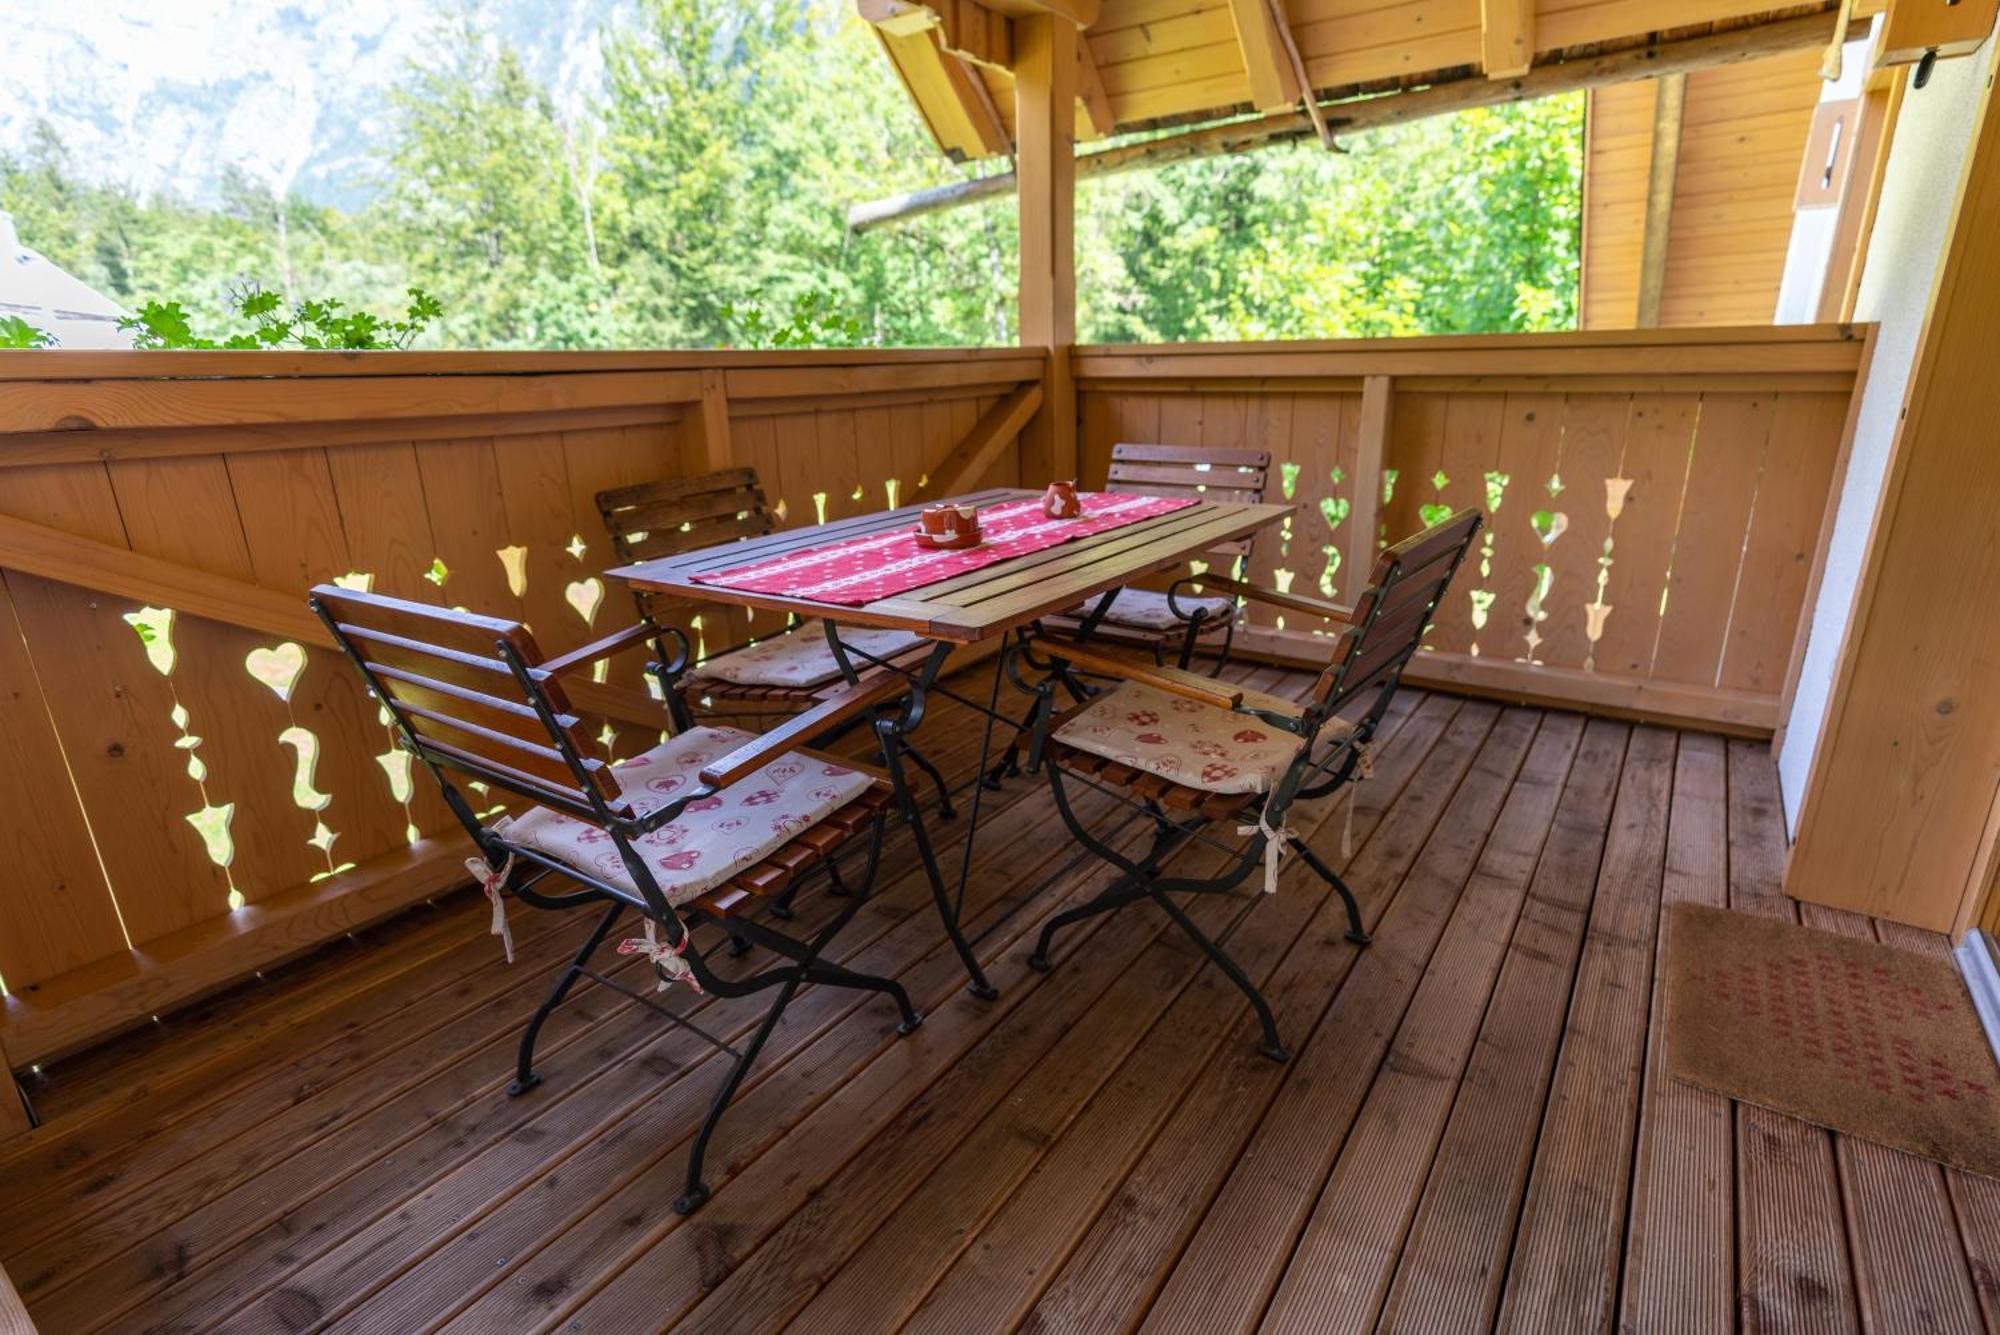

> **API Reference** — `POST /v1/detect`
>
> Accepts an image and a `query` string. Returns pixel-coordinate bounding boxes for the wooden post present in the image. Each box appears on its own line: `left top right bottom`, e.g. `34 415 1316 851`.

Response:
1635 73 1686 328
677 369 735 479
1016 14 1078 487
1786 50 2000 934
1345 374 1392 606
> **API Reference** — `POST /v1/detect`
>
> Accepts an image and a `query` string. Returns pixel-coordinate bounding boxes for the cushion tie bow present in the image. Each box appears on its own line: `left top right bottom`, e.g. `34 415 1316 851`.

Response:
1236 812 1297 895
464 853 516 963
618 917 704 995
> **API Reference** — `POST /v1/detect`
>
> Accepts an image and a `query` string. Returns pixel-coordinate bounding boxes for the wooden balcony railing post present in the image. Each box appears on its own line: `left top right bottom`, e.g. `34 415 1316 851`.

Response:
1016 14 1079 487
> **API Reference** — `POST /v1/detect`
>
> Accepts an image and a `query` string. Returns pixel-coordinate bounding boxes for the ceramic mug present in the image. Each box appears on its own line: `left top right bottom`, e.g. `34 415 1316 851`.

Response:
1043 480 1082 519
920 503 979 536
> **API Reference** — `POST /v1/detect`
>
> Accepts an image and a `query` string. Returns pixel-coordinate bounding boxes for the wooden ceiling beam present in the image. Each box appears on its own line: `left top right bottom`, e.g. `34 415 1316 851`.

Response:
984 0 1099 24
1482 0 1534 79
850 10 1839 230
1227 0 1304 112
863 9 1012 159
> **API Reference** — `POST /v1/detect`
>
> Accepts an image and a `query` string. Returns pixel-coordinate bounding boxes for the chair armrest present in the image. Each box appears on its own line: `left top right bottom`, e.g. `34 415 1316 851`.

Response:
1187 573 1354 623
698 671 905 789
537 622 668 678
1045 641 1243 712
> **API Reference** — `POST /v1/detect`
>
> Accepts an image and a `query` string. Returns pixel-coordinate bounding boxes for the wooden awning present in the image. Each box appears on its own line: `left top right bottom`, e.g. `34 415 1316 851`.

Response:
860 0 1844 162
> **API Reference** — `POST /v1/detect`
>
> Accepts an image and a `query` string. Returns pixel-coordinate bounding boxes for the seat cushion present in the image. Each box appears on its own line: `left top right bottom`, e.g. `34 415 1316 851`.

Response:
496 726 874 905
1051 682 1354 794
1068 588 1235 633
695 625 926 689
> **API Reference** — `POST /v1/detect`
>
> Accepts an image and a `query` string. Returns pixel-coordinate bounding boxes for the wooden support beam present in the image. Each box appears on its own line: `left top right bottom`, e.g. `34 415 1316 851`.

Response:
1016 15 1078 486
849 11 1840 230
1345 374 1390 606
1265 0 1334 148
1075 36 1116 139
1482 0 1534 79
1227 0 1303 112
1635 73 1686 329
677 368 735 477
870 22 1011 159
913 383 1044 500
1786 45 2000 934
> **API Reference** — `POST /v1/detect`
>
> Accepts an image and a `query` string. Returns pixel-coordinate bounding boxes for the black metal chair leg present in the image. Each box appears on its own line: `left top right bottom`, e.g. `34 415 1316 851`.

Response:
1149 888 1289 1062
676 972 799 1216
1287 834 1372 945
902 740 957 820
511 901 623 1095
800 958 921 1033
1028 873 1152 971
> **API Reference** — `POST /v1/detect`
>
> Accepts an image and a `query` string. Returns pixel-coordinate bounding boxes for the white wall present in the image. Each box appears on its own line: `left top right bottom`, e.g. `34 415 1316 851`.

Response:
1777 43 1995 834
1772 31 1874 323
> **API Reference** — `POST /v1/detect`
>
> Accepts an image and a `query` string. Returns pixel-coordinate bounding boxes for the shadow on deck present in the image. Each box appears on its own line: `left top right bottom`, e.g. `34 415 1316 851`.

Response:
2 665 1990 1333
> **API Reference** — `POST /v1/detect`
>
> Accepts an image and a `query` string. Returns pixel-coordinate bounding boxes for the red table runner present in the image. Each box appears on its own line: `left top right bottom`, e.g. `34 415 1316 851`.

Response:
691 493 1197 606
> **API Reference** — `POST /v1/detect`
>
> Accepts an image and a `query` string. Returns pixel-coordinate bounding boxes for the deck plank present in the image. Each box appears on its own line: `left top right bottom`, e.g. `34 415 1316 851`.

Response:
862 695 1449 1333
7 683 1970 1335
1006 697 1473 1335
1494 724 1677 1335
1727 740 1863 1335
1618 732 1734 1334
621 700 1480 1335
254 742 1133 1333
1255 709 1579 1334
1373 717 1632 1334
1132 700 1511 1333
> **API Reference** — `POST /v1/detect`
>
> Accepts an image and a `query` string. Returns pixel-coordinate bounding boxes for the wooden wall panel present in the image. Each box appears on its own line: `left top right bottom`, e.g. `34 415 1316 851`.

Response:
0 349 1041 1065
1584 48 1824 328
1074 324 1868 733
1788 56 2000 933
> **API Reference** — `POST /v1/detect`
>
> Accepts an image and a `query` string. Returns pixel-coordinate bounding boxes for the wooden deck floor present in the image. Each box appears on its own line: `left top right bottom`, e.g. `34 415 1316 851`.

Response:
6 666 1998 1334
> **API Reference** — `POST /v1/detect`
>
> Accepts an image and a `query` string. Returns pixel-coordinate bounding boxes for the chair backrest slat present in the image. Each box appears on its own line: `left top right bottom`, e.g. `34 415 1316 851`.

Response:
310 584 623 812
599 467 778 616
1105 443 1272 569
1314 509 1483 718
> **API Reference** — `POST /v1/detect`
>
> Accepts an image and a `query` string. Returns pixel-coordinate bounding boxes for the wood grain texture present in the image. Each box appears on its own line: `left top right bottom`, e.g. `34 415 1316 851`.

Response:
8 674 1986 1331
0 351 1040 1064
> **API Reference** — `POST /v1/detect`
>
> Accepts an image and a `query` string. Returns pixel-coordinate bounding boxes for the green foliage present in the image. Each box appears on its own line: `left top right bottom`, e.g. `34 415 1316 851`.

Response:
120 285 441 349
722 290 866 348
0 315 57 348
2 1 1581 350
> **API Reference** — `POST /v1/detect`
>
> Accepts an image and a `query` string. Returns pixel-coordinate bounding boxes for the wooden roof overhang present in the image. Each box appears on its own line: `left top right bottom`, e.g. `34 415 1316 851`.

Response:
855 0 1842 226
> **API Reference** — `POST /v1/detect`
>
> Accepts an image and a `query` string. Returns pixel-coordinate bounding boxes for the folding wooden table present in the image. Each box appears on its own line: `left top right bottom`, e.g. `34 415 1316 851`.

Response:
609 486 1294 995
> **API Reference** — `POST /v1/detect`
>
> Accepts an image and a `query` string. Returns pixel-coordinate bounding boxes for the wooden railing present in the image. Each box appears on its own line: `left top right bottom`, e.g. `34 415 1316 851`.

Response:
0 347 1043 1066
1075 325 1870 735
0 326 1870 1069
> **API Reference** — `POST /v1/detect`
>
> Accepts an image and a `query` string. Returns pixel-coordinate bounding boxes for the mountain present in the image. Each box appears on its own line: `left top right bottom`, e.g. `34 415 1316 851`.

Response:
1 0 632 211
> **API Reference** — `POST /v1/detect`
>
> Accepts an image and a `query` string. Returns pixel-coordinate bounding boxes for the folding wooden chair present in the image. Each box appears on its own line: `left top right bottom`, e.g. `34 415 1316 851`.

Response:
1038 443 1273 673
1018 510 1484 1060
309 585 928 1215
598 467 956 818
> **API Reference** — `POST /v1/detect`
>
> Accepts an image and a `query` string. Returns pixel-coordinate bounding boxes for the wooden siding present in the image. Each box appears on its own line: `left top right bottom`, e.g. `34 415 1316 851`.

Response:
1074 325 1868 735
0 669 1985 1332
0 349 1042 1065
910 0 1833 148
1584 47 1825 328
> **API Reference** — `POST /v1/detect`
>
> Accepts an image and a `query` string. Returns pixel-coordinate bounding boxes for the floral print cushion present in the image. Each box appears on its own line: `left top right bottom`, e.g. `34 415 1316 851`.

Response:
694 625 926 689
496 726 873 904
1051 682 1354 794
1094 588 1236 632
